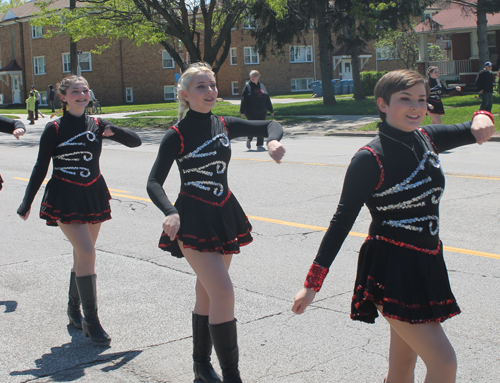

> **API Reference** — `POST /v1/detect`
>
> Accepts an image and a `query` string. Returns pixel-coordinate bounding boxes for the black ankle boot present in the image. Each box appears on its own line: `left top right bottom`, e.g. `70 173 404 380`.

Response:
209 319 242 383
68 271 83 329
193 313 222 383
76 274 111 344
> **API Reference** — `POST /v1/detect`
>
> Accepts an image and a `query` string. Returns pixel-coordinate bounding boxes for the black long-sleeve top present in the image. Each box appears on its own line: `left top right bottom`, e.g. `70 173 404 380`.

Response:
312 121 476 270
427 78 455 101
0 115 26 134
476 69 495 93
147 109 283 216
17 113 141 216
240 81 274 115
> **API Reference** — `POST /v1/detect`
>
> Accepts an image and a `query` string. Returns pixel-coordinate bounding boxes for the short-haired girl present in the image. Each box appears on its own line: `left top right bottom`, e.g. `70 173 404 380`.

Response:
0 115 26 192
426 66 461 125
18 75 141 344
293 70 494 383
147 62 285 383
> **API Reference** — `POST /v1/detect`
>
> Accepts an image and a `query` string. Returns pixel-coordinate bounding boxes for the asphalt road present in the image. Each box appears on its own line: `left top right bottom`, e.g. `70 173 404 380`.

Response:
1 121 499 382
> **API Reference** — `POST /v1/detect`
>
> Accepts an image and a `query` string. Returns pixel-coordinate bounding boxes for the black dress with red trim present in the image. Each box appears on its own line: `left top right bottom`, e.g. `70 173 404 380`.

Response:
308 121 476 324
427 78 455 115
17 113 141 225
147 109 283 258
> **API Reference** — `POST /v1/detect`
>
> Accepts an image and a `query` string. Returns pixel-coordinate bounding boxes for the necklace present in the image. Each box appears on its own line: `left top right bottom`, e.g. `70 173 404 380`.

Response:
379 131 420 161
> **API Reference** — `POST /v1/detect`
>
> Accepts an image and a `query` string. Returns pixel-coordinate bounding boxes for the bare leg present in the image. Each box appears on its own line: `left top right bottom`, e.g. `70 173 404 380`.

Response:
58 222 102 277
429 113 442 125
385 326 418 383
180 240 235 324
379 306 456 383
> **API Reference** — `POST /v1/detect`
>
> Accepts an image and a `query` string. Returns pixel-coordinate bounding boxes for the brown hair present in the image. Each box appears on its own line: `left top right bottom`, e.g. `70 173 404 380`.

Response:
57 75 89 114
374 70 429 121
426 66 438 79
177 62 214 121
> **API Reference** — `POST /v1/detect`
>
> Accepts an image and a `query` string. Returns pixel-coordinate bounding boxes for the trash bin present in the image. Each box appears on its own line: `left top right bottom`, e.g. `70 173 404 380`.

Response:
348 79 354 94
331 79 341 95
311 81 323 97
341 80 350 94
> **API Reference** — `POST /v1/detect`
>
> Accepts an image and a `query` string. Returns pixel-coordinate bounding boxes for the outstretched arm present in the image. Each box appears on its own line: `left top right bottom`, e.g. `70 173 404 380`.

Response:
100 118 142 147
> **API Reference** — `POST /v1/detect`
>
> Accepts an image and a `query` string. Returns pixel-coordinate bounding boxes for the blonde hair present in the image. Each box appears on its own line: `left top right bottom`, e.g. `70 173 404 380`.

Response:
57 75 89 115
374 70 429 122
177 62 214 121
249 70 260 78
426 66 438 79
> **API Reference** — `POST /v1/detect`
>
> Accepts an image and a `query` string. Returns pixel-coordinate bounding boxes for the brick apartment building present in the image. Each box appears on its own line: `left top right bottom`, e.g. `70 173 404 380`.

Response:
0 0 408 107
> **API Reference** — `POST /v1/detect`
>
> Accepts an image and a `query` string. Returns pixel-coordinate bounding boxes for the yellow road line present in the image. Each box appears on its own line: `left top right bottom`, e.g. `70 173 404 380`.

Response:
12 176 500 260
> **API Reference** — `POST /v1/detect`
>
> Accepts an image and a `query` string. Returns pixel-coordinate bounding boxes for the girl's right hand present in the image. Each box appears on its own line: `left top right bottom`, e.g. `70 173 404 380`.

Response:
292 287 316 314
19 209 30 221
162 213 180 241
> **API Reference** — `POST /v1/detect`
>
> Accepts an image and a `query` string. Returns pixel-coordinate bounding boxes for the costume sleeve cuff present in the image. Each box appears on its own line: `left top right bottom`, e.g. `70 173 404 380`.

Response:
304 263 329 292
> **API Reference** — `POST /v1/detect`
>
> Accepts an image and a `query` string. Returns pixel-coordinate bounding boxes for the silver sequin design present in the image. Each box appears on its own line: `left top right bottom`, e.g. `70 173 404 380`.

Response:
54 131 96 178
375 151 441 236
181 134 230 196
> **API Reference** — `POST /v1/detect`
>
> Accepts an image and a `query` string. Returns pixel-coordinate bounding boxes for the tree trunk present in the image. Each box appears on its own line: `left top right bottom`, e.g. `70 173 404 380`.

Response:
350 50 365 101
476 6 489 66
69 0 78 75
317 0 336 106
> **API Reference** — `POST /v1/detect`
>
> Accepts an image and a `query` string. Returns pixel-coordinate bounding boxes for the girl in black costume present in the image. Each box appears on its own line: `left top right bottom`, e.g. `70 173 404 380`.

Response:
426 66 461 125
17 76 141 344
147 62 285 383
293 70 494 383
0 116 26 192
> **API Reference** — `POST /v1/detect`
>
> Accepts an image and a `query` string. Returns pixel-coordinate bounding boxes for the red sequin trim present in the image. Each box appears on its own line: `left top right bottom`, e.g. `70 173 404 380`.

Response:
170 126 184 156
417 127 438 154
304 263 329 292
383 296 457 309
52 172 102 187
381 311 460 324
359 146 384 190
472 110 494 124
366 235 441 255
220 116 229 135
179 189 232 207
53 121 59 135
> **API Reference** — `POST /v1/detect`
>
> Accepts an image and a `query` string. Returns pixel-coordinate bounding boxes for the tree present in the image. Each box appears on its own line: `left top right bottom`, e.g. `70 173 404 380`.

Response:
375 27 420 70
441 1 500 67
0 0 27 13
32 0 257 73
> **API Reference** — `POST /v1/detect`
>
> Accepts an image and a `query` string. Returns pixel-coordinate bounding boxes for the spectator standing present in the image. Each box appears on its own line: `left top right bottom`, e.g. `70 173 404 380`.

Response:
476 61 495 112
240 70 274 150
48 84 56 113
31 85 41 120
26 91 36 125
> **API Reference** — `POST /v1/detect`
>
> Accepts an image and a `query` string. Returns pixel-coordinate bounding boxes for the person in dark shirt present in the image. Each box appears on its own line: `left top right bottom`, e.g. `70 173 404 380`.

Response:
240 70 274 150
475 61 495 112
293 70 494 383
147 62 285 383
18 75 141 344
48 84 56 113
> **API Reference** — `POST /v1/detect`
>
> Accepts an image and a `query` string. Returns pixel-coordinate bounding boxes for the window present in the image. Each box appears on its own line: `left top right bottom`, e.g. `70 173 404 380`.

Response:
376 46 397 60
230 48 237 65
0 93 3 104
162 51 175 69
290 46 313 63
242 16 257 29
126 88 133 103
231 81 239 95
78 52 92 72
62 53 71 73
487 33 497 56
34 56 46 75
39 91 48 106
291 78 313 92
164 85 176 101
31 26 43 38
244 47 259 65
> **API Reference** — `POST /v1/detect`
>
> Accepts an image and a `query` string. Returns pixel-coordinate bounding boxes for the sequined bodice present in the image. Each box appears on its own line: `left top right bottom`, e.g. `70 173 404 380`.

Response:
52 115 102 185
175 112 231 205
364 125 444 251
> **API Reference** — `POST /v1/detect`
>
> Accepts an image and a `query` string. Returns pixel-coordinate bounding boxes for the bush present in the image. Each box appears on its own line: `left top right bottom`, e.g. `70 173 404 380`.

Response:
360 71 388 97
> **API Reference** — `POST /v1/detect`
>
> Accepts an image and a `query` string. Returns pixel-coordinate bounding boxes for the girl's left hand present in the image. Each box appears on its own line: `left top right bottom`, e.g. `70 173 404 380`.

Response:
456 86 461 92
471 114 495 145
13 128 25 139
267 140 285 164
102 126 115 137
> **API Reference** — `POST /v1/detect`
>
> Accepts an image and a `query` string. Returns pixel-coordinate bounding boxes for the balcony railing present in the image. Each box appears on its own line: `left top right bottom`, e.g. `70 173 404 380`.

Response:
425 59 472 75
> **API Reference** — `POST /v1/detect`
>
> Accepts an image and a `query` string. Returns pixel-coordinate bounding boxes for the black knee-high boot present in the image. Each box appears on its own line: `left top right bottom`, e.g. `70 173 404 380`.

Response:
76 274 111 344
193 313 222 383
209 319 242 383
67 271 83 329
